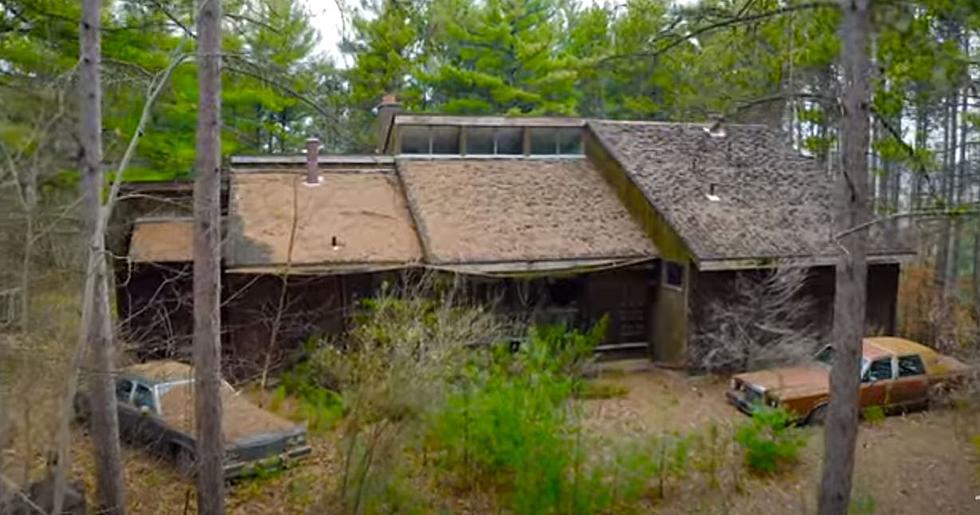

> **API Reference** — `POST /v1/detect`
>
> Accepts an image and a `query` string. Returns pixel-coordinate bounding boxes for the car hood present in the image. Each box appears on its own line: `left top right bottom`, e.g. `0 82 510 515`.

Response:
159 383 304 445
734 365 830 399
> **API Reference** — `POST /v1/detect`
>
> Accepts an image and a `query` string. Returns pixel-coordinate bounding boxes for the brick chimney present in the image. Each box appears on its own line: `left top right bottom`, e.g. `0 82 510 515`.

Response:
305 136 320 185
376 94 402 153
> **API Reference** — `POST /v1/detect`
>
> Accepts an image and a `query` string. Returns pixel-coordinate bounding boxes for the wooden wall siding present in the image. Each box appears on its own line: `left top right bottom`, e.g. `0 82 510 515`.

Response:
585 130 691 364
222 272 390 379
120 266 656 379
116 263 195 362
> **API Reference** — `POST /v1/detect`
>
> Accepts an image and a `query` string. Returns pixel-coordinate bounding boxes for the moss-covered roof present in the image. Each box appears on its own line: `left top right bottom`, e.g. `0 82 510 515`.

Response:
589 120 911 262
398 158 657 264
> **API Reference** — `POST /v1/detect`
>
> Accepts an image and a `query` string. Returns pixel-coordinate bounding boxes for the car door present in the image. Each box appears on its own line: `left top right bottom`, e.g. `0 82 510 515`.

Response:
859 357 893 408
115 378 137 437
131 381 160 446
890 354 929 407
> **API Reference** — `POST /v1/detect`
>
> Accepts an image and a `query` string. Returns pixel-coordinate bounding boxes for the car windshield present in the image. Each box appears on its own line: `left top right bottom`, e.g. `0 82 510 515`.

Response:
814 346 833 367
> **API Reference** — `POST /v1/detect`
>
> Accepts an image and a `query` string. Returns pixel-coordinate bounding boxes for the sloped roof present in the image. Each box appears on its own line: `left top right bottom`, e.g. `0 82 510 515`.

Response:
129 218 193 263
398 158 657 264
589 120 908 263
226 170 423 268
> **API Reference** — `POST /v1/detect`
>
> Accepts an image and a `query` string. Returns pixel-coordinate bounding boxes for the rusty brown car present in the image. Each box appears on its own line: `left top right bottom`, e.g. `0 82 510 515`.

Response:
726 337 972 424
77 360 311 478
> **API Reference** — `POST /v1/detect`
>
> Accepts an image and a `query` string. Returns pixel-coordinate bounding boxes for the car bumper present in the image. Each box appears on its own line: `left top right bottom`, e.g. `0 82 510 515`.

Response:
223 445 312 479
726 389 757 416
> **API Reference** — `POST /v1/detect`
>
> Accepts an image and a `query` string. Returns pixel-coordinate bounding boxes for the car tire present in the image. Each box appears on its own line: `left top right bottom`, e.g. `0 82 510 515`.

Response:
172 445 196 477
72 394 90 425
927 382 952 409
807 404 828 425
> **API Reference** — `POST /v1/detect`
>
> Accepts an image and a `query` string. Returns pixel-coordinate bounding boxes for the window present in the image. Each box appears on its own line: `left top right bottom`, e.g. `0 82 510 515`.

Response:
115 379 134 403
557 128 583 154
466 127 495 154
431 126 460 154
398 124 582 156
496 127 524 154
399 126 429 154
529 128 558 154
664 261 684 288
863 358 893 383
133 383 156 413
897 355 926 377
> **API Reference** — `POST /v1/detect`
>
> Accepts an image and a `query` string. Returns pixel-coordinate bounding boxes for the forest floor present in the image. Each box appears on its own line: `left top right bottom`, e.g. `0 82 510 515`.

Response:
63 366 980 514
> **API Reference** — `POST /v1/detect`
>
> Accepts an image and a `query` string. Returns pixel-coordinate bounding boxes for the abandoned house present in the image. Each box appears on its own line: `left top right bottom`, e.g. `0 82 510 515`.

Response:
115 98 913 377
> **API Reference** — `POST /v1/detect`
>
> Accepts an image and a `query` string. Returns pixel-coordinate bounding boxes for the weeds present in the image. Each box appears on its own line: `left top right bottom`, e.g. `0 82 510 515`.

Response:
862 405 886 425
273 349 345 434
849 490 877 515
576 379 630 400
311 280 500 514
734 406 808 475
428 320 610 514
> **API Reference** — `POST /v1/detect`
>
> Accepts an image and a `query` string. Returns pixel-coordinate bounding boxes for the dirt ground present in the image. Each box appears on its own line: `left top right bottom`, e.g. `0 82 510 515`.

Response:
583 363 980 514
65 365 979 514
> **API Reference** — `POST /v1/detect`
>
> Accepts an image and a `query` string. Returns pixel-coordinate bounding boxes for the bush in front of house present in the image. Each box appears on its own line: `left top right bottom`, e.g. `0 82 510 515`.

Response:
309 281 503 514
734 406 808 475
428 319 616 514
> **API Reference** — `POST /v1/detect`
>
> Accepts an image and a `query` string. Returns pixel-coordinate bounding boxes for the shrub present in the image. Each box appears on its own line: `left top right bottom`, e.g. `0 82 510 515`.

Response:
849 490 877 515
428 320 611 514
691 267 821 373
734 406 808 475
276 350 346 434
309 279 501 514
691 422 730 490
862 405 886 425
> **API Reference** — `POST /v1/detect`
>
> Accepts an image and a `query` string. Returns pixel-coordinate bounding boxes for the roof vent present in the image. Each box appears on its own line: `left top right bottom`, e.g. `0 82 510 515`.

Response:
704 119 726 138
305 136 322 186
706 183 721 202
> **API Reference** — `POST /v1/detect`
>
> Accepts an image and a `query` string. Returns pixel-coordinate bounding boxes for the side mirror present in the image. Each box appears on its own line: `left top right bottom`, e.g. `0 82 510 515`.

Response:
139 405 152 416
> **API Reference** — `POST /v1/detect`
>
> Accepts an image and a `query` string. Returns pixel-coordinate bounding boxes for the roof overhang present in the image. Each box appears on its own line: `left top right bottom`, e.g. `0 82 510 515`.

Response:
393 114 585 127
229 155 394 166
226 262 415 275
696 252 917 272
226 256 656 278
129 217 194 263
427 256 656 277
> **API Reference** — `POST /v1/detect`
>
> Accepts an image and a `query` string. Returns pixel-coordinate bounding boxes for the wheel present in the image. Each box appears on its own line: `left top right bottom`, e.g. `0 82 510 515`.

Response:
172 445 196 477
72 393 90 425
928 382 952 409
807 404 828 425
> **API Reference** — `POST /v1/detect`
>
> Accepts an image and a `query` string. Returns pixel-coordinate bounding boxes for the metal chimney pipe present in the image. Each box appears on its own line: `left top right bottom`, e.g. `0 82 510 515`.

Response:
305 136 320 184
376 94 402 154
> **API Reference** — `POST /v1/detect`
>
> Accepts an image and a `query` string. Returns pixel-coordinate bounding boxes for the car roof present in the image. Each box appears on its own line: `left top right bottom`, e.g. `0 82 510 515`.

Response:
122 360 194 385
862 337 937 360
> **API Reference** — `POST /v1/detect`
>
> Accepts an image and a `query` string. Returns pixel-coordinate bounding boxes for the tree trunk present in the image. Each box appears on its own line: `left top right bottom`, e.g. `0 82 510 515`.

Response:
973 229 980 324
912 97 927 211
817 0 872 513
78 0 126 513
77 1 128 512
193 0 225 513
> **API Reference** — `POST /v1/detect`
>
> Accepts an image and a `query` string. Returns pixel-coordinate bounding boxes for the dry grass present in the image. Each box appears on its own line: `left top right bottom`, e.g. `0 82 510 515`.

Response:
580 369 980 515
1 290 80 489
57 367 980 514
